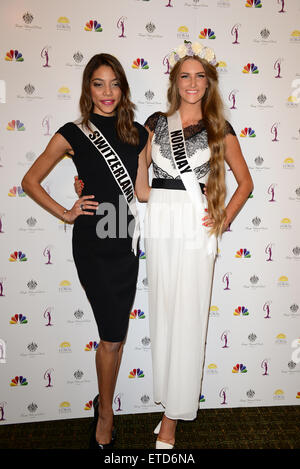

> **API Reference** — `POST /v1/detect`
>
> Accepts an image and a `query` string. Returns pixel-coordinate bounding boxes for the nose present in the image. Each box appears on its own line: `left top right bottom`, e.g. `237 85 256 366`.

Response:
190 75 196 88
103 84 113 96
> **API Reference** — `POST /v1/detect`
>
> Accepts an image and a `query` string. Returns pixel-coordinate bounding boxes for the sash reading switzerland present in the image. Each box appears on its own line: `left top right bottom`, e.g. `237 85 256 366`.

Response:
89 130 134 203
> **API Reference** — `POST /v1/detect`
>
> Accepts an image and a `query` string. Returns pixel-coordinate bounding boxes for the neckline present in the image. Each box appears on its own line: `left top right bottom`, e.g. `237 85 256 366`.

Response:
91 112 117 120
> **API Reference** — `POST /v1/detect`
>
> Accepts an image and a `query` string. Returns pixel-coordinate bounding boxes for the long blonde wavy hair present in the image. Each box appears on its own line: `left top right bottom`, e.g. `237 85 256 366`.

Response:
166 55 227 236
79 53 139 146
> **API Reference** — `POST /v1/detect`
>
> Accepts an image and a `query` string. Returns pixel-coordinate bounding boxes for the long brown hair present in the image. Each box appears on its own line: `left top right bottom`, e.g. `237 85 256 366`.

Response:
166 56 227 236
79 53 139 146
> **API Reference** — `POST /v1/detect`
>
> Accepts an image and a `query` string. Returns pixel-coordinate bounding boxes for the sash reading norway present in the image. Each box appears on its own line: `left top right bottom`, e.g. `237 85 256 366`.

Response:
167 111 204 217
77 121 140 255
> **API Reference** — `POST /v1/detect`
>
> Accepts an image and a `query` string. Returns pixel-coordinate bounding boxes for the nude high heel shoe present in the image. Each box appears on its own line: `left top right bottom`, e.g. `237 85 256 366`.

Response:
155 439 174 449
153 420 161 435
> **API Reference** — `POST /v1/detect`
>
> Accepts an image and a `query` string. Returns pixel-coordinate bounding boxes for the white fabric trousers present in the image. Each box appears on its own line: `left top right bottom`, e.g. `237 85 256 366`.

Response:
144 188 217 421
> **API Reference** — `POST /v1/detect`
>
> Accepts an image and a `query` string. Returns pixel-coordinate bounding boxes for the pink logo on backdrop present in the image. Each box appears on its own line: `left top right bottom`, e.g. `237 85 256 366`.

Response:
219 388 228 405
263 301 271 318
261 359 269 376
163 55 170 74
165 0 173 6
117 17 126 38
231 24 241 44
43 246 53 264
274 58 282 78
271 123 279 141
0 279 5 297
265 243 273 262
42 115 52 136
44 368 54 387
223 272 231 290
114 393 123 411
268 184 276 202
44 307 53 326
228 90 238 109
221 331 230 348
278 0 286 13
41 47 51 67
0 402 6 421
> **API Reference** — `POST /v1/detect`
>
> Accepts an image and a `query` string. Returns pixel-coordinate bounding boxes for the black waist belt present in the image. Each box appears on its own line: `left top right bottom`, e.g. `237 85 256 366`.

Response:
151 178 205 195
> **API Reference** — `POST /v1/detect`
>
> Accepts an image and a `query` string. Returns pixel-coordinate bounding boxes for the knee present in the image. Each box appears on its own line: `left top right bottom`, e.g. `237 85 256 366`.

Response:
99 340 124 354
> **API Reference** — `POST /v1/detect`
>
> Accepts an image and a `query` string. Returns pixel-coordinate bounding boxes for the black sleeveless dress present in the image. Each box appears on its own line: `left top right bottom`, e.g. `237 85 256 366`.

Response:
57 113 148 342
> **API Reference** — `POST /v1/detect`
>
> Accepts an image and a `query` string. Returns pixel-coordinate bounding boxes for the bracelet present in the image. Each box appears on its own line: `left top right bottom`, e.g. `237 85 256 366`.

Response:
62 209 69 232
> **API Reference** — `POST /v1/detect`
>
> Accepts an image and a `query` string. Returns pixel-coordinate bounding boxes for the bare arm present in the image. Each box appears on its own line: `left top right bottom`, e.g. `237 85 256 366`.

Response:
144 126 153 168
21 133 99 223
223 134 253 228
203 134 253 231
134 146 151 203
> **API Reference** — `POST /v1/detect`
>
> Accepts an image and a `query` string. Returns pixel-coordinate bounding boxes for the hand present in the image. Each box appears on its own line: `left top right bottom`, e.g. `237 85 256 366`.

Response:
63 195 99 223
202 209 215 228
74 176 84 197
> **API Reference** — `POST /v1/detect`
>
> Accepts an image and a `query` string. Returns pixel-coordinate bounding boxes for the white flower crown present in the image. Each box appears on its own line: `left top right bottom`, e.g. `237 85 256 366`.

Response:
168 41 217 68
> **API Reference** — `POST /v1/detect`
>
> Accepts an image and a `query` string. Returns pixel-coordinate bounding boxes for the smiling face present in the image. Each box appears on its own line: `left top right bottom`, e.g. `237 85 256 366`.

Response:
90 65 122 116
177 58 208 108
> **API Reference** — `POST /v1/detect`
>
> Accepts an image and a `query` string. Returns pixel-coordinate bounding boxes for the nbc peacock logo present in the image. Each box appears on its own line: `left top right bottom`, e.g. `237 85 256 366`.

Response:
234 306 249 316
9 251 27 262
199 28 216 39
8 186 26 197
232 363 247 373
128 368 144 379
84 20 103 32
130 309 145 319
139 250 146 259
84 341 99 351
5 50 24 62
10 376 28 386
6 120 25 131
84 400 93 411
242 63 259 74
235 248 251 258
240 127 256 137
10 314 28 324
132 58 149 69
245 0 262 7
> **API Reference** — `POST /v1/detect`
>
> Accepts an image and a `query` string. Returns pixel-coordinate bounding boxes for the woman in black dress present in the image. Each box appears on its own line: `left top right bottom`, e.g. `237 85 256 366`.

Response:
22 53 149 448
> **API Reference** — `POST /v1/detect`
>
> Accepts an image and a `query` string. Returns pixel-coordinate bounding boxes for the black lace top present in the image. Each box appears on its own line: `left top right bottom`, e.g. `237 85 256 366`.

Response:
144 112 236 182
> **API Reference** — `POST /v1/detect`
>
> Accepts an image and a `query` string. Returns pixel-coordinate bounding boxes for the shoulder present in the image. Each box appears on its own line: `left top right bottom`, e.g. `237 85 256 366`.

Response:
224 120 236 137
56 121 79 137
144 111 165 132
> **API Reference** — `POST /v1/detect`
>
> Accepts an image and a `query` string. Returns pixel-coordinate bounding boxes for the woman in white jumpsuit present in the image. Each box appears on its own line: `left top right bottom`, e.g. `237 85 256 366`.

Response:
144 42 253 448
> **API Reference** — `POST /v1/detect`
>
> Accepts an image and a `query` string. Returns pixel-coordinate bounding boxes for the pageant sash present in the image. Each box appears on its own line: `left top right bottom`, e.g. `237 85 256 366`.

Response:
167 111 205 217
77 121 140 255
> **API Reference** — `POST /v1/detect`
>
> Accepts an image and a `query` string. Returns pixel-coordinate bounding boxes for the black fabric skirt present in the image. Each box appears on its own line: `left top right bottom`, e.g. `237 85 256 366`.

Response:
72 218 139 342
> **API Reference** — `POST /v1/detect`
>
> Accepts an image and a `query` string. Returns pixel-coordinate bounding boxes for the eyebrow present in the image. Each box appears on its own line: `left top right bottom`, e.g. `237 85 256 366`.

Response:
91 77 119 82
180 71 206 75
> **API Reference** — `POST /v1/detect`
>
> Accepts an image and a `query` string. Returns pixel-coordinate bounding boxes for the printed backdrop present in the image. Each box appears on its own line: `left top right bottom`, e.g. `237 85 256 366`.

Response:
0 0 300 425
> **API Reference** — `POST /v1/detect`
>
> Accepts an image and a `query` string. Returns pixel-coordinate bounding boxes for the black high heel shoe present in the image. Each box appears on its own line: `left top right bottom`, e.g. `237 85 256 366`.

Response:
89 394 116 449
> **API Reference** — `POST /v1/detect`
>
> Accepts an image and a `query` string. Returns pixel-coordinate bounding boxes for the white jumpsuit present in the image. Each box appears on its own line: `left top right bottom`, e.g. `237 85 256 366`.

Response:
144 112 234 420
